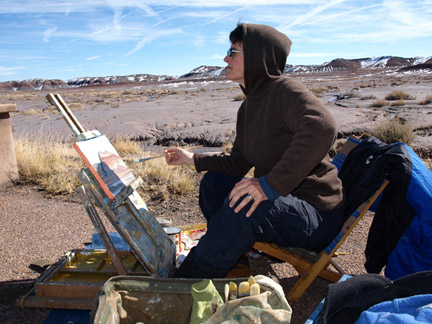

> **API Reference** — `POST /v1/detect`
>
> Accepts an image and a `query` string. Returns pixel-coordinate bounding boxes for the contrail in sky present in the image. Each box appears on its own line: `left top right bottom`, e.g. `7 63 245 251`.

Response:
199 6 248 27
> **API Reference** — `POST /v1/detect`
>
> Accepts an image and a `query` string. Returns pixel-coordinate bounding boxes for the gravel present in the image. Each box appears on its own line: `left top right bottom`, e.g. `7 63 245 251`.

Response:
0 183 374 324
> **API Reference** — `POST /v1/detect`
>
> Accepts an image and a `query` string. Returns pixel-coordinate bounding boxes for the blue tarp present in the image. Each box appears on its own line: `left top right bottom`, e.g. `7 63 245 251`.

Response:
86 232 130 251
385 145 432 279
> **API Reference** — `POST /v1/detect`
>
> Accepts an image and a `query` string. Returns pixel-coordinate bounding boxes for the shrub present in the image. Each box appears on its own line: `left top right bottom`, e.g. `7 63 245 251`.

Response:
14 135 199 197
233 93 246 101
385 90 413 101
133 157 198 197
359 82 376 88
371 100 390 108
372 118 415 144
310 87 326 97
223 141 233 154
14 135 81 195
390 100 405 107
419 94 432 105
360 95 376 100
116 142 200 197
112 138 142 156
68 103 83 110
338 92 358 99
22 108 44 116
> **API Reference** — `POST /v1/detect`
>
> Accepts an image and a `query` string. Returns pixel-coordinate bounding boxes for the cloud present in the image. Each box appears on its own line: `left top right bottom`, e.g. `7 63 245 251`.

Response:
274 0 432 48
279 3 381 31
0 66 25 76
43 27 57 42
199 6 248 27
125 28 184 56
1 0 431 81
382 0 417 25
290 52 333 58
278 0 346 30
132 3 158 17
0 1 321 14
86 9 135 42
214 30 230 44
85 55 101 61
211 53 225 60
191 32 205 47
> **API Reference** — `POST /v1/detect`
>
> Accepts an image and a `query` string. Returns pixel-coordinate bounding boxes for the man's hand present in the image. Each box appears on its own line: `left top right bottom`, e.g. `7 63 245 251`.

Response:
164 147 194 166
229 178 268 217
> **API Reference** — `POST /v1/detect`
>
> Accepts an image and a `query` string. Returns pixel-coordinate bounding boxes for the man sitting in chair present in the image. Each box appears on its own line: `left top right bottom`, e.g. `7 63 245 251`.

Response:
164 23 345 278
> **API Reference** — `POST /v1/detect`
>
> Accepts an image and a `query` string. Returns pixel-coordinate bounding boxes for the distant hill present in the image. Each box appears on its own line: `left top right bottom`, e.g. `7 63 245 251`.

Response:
398 57 432 72
179 66 226 78
285 56 429 73
1 56 431 91
0 74 175 91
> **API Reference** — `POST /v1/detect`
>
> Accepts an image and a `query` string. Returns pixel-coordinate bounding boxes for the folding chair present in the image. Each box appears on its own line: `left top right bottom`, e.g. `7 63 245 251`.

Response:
252 137 390 300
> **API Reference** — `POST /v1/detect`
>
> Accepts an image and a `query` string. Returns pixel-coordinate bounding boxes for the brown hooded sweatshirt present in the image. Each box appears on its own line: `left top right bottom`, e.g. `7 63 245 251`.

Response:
194 24 344 211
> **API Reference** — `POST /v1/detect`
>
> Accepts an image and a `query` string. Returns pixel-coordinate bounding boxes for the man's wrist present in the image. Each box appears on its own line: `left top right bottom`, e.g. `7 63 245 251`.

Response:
258 176 280 201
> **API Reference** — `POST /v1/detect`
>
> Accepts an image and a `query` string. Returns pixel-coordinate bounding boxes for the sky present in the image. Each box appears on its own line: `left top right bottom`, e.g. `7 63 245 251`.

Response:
1 0 431 82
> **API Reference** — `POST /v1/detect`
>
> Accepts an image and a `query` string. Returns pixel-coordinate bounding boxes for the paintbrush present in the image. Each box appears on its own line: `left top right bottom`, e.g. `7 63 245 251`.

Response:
134 145 203 164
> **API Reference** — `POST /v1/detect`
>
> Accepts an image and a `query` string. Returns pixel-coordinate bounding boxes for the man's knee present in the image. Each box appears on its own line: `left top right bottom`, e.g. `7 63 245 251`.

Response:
200 172 241 198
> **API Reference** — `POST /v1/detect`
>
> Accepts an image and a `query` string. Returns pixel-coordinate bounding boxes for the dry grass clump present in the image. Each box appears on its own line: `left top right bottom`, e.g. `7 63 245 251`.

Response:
22 108 45 116
360 95 376 100
112 138 142 156
372 117 415 144
419 94 432 105
390 100 405 107
223 141 233 154
385 90 413 101
371 100 390 108
133 157 198 197
233 93 246 101
339 92 358 99
310 87 326 97
14 134 81 195
327 85 339 91
59 88 180 108
113 139 200 197
359 82 376 88
0 92 36 101
14 135 199 197
68 103 83 110
390 80 406 86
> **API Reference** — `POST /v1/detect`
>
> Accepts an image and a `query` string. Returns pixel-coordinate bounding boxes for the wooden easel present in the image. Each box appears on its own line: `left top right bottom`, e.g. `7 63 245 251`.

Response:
46 93 176 278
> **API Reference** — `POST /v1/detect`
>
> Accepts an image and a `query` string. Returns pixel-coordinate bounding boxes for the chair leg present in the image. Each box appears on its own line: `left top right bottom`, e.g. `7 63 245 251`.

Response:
253 241 342 294
329 259 345 276
287 253 335 300
293 265 306 277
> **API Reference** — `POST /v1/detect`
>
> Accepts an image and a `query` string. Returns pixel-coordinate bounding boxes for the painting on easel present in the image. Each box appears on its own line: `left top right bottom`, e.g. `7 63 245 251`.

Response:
74 135 136 199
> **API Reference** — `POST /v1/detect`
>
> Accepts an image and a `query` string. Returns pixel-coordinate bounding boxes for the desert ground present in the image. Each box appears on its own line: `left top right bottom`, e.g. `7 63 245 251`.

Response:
1 69 431 324
6 70 432 154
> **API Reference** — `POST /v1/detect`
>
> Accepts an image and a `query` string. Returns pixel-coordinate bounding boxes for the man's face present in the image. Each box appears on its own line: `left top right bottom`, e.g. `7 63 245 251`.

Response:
224 42 244 87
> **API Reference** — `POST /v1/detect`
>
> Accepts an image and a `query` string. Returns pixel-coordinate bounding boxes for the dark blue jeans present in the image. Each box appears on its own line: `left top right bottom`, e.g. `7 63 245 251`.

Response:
194 172 344 273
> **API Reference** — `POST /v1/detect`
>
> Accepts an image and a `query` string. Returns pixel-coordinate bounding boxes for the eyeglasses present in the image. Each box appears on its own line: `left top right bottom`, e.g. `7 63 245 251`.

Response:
227 48 243 57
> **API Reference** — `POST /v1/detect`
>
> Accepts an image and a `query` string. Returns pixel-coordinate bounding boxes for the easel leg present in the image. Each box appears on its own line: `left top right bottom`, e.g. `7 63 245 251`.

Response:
77 186 128 275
